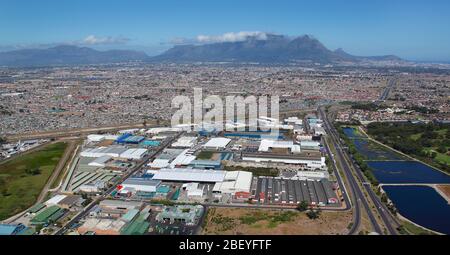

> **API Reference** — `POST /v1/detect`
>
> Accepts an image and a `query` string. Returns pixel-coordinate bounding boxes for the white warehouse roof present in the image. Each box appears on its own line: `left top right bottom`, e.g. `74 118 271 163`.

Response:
87 134 105 142
44 194 67 206
213 171 253 194
152 168 226 183
80 146 128 158
88 155 112 167
171 136 197 148
203 137 231 149
119 148 148 160
148 159 170 169
258 139 301 153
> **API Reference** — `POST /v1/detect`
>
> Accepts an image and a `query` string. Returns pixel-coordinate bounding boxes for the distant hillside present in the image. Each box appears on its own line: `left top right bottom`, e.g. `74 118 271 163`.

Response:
151 34 403 63
0 35 404 66
0 45 148 67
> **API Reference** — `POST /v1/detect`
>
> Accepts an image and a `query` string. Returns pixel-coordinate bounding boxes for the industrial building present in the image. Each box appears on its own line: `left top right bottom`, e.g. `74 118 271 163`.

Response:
299 140 321 151
213 171 253 196
80 146 128 158
88 155 112 167
119 148 148 160
30 205 66 225
44 194 68 206
152 168 226 183
181 183 205 199
202 137 231 150
120 178 161 193
241 153 326 169
188 159 222 169
98 200 144 218
258 139 301 153
155 205 204 225
78 218 126 235
171 136 197 148
0 223 27 235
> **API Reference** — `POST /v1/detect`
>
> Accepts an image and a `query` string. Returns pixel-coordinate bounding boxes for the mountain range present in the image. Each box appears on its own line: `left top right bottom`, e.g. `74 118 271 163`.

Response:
0 34 403 66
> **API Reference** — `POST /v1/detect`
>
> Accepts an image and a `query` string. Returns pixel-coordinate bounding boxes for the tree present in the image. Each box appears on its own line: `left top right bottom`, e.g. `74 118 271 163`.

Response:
437 145 447 154
306 208 321 220
297 201 309 212
430 151 437 159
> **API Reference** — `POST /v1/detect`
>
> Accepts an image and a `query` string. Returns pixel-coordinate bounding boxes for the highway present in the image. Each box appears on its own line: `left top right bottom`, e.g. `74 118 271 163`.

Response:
54 132 183 235
377 78 397 103
320 107 400 234
319 107 383 234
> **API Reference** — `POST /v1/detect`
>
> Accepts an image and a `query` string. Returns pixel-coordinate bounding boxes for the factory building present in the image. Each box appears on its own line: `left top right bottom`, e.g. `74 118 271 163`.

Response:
155 205 204 225
30 205 66 225
258 139 301 153
147 148 185 169
188 159 222 170
88 155 112 167
80 146 127 158
300 141 321 151
0 224 27 235
242 154 326 169
182 183 205 199
44 194 68 207
120 178 161 193
119 148 148 160
171 136 197 148
77 218 126 235
212 171 253 196
202 137 231 150
152 168 226 183
99 200 144 218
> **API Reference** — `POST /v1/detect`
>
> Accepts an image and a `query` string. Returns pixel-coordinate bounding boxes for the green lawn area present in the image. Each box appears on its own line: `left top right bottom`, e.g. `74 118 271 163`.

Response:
0 142 68 220
410 133 422 141
433 151 450 165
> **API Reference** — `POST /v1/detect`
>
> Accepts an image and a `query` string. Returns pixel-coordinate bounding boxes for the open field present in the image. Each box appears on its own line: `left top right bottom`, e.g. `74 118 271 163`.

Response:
0 142 68 220
202 207 352 235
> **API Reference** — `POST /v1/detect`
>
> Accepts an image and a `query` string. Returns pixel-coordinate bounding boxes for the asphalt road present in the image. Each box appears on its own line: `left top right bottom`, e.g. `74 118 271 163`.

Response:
377 78 397 103
319 107 383 234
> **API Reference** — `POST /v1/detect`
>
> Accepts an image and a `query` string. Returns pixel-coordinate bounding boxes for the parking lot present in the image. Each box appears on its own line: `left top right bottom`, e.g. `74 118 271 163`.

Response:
251 176 340 207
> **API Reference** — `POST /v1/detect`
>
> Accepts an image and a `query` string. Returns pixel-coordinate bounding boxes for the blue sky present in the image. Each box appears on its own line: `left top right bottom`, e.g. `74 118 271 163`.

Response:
1 0 450 61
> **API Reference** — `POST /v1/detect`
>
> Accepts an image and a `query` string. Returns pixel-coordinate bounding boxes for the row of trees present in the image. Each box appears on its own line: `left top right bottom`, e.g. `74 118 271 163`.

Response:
337 126 380 186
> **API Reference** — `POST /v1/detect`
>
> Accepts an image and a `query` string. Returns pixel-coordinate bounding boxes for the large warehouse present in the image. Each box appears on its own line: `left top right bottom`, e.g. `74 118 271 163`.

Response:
152 168 226 183
80 146 128 158
258 139 301 153
242 154 326 169
119 148 148 160
121 178 161 193
212 171 253 195
203 137 231 150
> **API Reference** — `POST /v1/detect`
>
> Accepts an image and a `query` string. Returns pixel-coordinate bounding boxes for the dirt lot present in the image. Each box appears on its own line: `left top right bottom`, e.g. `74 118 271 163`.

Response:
202 207 352 235
437 185 450 201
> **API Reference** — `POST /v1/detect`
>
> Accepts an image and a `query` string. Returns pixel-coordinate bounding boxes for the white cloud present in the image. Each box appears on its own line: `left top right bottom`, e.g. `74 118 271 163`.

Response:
82 35 130 45
196 31 268 43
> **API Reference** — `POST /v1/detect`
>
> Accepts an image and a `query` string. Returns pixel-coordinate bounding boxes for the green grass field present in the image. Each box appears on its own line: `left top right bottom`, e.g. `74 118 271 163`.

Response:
0 142 67 220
